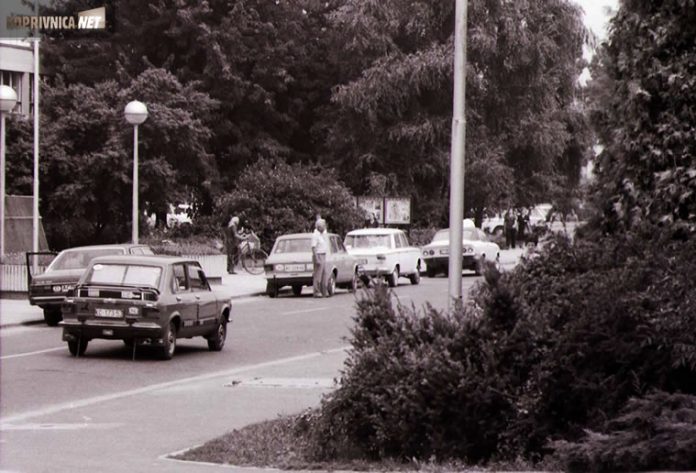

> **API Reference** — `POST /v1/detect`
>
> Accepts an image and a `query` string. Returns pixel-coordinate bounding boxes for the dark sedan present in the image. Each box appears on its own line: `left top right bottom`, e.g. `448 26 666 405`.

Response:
60 255 231 360
29 244 153 326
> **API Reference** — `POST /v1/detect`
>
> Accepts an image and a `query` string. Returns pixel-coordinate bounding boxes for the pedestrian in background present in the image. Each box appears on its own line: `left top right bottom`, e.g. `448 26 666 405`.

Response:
504 209 517 249
517 208 529 249
311 218 330 297
224 216 245 274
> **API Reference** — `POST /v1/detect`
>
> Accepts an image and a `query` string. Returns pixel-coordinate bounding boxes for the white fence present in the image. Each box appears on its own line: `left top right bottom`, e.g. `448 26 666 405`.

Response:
0 254 226 293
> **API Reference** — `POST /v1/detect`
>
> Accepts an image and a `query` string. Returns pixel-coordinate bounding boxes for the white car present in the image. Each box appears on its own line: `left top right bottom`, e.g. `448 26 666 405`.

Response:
481 204 552 235
344 228 422 287
421 225 500 277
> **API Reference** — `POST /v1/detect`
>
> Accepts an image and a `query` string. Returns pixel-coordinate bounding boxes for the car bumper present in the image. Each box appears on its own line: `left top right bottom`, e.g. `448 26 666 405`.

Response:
29 295 66 307
265 273 313 287
61 319 164 341
359 266 393 277
424 255 478 270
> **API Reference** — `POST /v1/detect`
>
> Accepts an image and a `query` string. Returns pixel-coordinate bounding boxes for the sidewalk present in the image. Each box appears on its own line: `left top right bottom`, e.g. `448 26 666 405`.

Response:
0 272 268 329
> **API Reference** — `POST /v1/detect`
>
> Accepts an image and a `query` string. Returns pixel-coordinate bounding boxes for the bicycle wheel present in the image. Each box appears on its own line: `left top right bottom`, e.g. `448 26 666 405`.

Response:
242 248 268 275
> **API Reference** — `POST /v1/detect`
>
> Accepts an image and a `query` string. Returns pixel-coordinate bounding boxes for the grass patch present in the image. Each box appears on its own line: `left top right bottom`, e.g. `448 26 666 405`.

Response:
171 412 543 472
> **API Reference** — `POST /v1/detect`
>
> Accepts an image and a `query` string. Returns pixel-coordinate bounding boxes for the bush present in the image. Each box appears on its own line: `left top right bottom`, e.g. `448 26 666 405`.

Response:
215 158 364 250
553 391 696 472
306 225 696 465
141 235 222 256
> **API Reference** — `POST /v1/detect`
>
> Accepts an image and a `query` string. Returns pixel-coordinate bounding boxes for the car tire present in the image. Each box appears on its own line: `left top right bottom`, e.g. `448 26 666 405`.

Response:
207 319 227 352
327 273 336 296
68 339 88 357
266 282 279 298
160 321 177 360
387 267 399 287
44 308 62 327
348 271 359 293
291 285 303 297
409 267 421 285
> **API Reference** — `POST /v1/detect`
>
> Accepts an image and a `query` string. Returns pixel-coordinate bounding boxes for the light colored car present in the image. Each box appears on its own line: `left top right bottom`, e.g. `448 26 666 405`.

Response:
481 204 552 235
422 225 500 277
344 228 422 287
264 233 359 298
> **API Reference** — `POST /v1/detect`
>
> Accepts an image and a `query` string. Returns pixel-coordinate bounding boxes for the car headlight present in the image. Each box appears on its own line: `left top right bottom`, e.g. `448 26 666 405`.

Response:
274 264 284 271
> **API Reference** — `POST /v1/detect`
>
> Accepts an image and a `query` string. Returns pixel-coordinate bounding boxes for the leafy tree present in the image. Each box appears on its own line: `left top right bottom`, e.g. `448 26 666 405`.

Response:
215 158 364 250
587 1 696 235
318 0 591 225
33 68 215 248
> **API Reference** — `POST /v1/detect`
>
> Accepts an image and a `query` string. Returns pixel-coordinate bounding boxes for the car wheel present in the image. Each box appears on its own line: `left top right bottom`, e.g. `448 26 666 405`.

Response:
409 266 421 285
67 339 88 357
387 267 399 287
291 285 303 297
161 321 177 360
348 271 359 293
207 319 227 352
44 308 62 326
266 282 279 298
327 273 336 296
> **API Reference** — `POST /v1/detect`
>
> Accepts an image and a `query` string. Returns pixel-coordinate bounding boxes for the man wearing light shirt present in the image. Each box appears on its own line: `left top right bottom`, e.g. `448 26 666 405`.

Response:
311 219 330 297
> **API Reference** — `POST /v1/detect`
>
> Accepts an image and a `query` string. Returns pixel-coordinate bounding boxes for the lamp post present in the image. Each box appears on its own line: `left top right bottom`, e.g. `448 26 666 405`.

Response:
0 85 18 258
124 100 148 244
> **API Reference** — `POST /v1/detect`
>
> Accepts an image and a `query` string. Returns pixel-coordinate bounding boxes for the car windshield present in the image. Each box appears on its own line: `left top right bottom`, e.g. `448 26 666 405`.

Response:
50 248 124 271
345 234 391 249
273 238 312 254
432 229 477 243
86 264 162 288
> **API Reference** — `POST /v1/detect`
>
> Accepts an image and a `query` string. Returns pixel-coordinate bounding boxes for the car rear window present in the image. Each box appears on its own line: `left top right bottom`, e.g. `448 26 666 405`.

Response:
86 264 162 288
345 234 391 249
50 248 125 270
273 238 311 254
432 229 477 242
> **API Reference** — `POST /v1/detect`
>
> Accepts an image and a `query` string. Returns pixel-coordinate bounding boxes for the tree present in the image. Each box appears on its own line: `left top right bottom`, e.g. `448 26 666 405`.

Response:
587 0 696 235
318 0 591 225
32 68 216 248
215 158 363 250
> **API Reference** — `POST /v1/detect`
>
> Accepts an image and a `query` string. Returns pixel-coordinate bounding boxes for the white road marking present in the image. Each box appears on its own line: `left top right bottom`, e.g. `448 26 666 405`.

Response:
1 422 123 431
0 346 349 426
225 377 335 389
0 347 65 360
281 306 329 315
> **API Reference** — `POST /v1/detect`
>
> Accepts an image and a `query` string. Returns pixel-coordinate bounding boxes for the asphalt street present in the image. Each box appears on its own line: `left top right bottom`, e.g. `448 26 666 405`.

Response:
0 274 483 472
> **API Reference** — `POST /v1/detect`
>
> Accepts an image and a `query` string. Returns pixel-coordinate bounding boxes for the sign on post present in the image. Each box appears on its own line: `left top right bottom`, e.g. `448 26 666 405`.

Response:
384 197 411 225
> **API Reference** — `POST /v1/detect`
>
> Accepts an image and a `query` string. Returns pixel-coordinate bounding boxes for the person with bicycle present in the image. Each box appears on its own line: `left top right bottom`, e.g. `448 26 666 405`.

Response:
225 216 247 274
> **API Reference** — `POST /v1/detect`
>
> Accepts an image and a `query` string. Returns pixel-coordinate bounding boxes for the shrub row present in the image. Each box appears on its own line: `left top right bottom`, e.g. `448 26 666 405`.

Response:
306 226 696 467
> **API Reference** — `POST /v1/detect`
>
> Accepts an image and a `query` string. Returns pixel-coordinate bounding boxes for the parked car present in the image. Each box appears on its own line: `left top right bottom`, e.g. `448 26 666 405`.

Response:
422 223 500 277
481 204 552 235
167 203 193 227
29 244 154 326
264 233 359 298
344 228 422 287
61 255 231 360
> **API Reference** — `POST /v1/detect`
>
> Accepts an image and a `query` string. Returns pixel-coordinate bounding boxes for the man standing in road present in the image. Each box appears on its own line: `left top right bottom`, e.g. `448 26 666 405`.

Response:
224 216 245 274
311 218 330 297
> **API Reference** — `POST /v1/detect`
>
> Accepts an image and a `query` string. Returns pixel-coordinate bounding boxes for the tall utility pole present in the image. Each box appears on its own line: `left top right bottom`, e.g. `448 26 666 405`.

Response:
448 0 468 307
32 36 40 272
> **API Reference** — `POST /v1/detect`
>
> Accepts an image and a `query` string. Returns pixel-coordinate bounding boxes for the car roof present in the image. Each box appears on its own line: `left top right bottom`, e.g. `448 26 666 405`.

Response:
346 228 403 236
88 255 194 266
276 232 339 239
60 244 149 252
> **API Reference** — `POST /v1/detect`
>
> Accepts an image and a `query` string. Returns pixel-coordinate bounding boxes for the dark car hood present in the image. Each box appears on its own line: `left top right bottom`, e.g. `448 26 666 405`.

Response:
31 269 85 285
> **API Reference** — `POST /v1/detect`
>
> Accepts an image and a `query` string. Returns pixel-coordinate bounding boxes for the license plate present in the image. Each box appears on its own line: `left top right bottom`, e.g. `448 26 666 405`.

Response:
285 264 306 272
439 249 449 255
102 329 114 336
95 308 123 318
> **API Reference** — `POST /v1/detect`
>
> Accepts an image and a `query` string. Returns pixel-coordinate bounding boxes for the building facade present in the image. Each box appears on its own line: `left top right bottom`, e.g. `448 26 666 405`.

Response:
0 39 35 116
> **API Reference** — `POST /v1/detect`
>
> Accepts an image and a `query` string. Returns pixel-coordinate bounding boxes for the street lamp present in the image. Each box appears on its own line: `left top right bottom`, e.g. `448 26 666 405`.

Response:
124 100 148 244
0 85 18 257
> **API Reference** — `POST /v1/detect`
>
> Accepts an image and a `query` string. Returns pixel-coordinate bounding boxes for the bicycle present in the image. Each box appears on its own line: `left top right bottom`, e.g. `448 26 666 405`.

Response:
235 232 268 275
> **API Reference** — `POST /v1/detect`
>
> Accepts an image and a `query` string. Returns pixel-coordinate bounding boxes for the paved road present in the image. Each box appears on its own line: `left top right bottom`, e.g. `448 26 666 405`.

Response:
0 275 482 472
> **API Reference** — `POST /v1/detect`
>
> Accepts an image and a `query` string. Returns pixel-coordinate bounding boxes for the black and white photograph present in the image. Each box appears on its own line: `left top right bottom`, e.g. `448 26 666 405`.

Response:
1 0 695 471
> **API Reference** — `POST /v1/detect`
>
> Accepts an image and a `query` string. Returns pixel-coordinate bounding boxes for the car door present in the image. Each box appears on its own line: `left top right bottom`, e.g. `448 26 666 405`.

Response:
186 262 218 334
335 237 354 282
400 232 418 273
171 263 198 337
